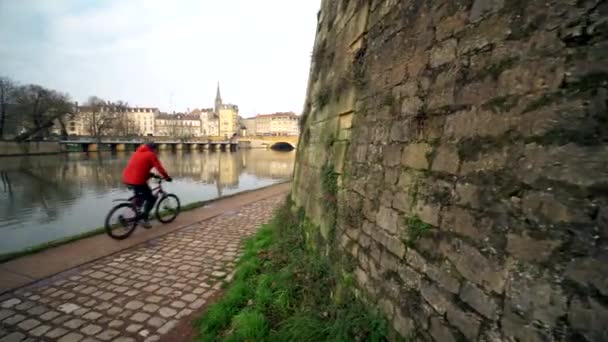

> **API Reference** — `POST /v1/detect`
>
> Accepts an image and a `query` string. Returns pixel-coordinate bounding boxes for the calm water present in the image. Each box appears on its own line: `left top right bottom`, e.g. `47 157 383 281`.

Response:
0 149 295 254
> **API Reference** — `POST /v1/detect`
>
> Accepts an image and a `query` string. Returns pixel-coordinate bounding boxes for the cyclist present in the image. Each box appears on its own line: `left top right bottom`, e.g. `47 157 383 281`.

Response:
122 142 172 228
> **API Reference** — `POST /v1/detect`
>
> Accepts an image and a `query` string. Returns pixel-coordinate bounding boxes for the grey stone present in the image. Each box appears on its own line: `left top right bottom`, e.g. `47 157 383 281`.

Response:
159 307 177 318
58 303 80 314
181 294 197 302
30 324 51 336
125 301 144 310
158 320 177 334
46 327 69 339
95 329 120 341
142 304 159 313
82 311 101 321
0 298 21 309
0 332 26 342
18 318 40 330
446 305 482 341
131 312 150 322
170 301 186 309
65 318 85 329
176 309 193 319
431 39 457 67
148 316 166 328
113 338 135 342
0 310 14 321
126 324 143 333
3 314 25 325
81 324 102 335
58 332 84 342
190 299 206 309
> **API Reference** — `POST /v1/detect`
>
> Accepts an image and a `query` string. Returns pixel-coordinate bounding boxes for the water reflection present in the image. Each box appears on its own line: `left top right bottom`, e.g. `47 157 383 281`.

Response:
0 149 295 254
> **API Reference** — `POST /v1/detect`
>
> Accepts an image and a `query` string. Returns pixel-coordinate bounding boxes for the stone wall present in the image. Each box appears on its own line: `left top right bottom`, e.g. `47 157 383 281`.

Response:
292 0 608 341
0 141 64 156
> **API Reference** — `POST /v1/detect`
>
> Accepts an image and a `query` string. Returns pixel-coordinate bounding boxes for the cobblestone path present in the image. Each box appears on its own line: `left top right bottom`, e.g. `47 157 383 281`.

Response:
0 194 285 342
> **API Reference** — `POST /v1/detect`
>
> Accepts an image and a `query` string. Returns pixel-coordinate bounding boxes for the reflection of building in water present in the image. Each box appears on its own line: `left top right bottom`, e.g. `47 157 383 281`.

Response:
240 150 295 179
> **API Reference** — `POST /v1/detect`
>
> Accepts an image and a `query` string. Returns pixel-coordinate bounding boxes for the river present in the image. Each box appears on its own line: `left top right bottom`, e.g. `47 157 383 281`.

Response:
0 149 295 255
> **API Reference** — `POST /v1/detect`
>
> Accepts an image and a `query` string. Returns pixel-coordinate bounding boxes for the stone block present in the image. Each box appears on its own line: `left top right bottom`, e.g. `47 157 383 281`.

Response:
565 258 608 297
506 233 561 262
431 145 460 174
429 317 457 342
440 240 505 294
446 304 481 341
376 206 400 235
421 282 452 315
371 227 406 258
382 145 402 167
469 0 504 22
392 191 414 213
444 109 516 141
413 202 440 227
505 272 567 326
569 297 608 342
440 207 486 242
401 143 431 170
393 309 415 339
455 183 481 209
522 191 591 224
518 143 608 188
400 96 423 116
460 148 509 175
436 12 467 40
430 39 457 67
459 282 499 319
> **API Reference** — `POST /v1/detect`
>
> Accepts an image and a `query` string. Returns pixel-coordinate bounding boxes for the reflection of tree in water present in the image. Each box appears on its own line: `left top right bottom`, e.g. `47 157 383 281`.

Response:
0 155 82 224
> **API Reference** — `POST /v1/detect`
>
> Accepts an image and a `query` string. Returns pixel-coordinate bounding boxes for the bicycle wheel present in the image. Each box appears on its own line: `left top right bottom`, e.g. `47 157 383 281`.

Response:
155 194 181 223
105 203 138 239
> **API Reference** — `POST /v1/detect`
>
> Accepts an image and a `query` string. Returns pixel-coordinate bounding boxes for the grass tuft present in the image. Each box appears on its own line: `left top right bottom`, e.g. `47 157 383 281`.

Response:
196 199 388 341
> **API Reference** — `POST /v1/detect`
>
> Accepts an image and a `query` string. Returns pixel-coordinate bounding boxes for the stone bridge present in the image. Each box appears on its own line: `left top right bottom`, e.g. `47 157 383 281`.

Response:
59 137 238 153
237 135 299 151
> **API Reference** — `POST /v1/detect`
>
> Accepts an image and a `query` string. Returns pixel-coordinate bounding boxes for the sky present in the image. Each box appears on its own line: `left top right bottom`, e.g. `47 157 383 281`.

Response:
0 0 320 118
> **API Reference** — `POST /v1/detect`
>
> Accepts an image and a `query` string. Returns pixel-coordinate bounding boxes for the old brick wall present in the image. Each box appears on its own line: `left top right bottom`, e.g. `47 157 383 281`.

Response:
292 0 608 341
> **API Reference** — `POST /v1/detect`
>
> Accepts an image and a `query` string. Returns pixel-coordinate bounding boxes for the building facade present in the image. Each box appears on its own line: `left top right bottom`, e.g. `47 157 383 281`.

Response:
253 112 299 136
242 117 257 136
155 113 201 138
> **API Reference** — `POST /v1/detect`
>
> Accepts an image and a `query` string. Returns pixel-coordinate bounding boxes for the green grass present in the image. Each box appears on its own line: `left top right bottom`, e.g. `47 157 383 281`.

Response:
196 200 388 341
0 181 290 264
404 215 433 247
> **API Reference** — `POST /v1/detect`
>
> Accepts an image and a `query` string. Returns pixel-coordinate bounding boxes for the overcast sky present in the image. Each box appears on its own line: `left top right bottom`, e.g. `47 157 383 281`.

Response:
0 0 320 117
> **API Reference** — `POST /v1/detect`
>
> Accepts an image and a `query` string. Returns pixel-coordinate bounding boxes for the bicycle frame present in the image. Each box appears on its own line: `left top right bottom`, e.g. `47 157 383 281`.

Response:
112 178 167 207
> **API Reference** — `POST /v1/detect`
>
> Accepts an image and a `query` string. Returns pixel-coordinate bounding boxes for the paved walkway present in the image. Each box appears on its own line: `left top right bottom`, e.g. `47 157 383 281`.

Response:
0 187 287 342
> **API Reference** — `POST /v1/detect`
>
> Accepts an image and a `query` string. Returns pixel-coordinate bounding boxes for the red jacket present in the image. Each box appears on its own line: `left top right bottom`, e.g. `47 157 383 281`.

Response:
122 145 169 185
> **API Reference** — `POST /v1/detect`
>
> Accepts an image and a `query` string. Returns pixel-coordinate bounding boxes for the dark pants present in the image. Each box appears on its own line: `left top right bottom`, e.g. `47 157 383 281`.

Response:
130 184 156 220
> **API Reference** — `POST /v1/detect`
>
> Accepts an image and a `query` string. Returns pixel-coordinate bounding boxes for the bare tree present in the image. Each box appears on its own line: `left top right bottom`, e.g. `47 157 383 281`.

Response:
82 96 128 142
13 85 74 141
0 76 17 140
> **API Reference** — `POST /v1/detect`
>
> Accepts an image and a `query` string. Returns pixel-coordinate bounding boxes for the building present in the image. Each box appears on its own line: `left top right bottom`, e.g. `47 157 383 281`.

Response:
254 112 299 136
214 83 240 138
128 107 158 136
154 113 201 138
242 117 257 136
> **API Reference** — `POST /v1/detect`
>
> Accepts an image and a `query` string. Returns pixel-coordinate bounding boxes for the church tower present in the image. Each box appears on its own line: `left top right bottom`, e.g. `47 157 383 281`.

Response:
214 82 222 114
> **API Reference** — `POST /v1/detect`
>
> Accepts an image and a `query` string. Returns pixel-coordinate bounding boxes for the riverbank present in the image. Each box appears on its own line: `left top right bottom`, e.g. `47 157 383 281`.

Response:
0 181 291 294
0 141 64 156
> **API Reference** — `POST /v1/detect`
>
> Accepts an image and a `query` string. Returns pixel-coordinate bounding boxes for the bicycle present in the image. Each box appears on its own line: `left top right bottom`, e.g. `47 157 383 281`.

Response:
104 174 181 240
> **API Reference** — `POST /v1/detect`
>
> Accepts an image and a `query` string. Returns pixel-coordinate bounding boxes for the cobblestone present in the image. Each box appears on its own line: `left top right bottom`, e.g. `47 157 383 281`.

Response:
0 195 283 340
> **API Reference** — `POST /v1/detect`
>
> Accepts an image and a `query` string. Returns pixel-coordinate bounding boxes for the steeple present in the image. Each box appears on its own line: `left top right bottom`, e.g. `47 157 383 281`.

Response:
214 82 222 113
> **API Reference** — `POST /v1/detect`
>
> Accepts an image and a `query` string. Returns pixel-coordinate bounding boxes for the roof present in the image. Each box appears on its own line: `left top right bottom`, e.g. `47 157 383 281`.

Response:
255 112 298 118
156 113 200 120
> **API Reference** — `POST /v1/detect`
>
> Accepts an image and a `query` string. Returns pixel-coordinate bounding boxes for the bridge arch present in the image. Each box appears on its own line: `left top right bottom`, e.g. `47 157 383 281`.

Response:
270 142 296 151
